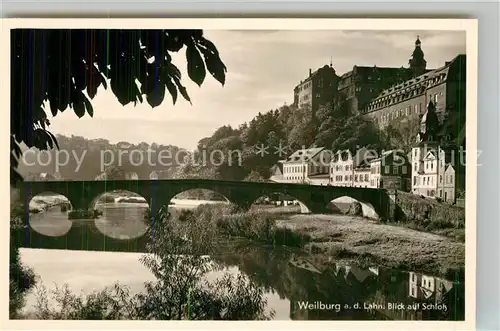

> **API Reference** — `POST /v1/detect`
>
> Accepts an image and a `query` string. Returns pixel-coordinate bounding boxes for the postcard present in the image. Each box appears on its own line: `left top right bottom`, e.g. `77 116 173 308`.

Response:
1 18 477 330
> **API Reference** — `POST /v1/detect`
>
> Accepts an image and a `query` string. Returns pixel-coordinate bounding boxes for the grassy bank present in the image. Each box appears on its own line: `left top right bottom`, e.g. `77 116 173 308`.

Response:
391 191 465 242
186 204 464 280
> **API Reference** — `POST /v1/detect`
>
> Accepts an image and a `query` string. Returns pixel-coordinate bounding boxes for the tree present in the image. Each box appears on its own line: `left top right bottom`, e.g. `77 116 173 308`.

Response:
244 170 267 182
385 115 421 153
102 166 128 180
11 29 227 185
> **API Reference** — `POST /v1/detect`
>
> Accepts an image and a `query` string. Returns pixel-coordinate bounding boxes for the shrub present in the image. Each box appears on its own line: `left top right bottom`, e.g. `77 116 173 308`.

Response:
28 207 274 320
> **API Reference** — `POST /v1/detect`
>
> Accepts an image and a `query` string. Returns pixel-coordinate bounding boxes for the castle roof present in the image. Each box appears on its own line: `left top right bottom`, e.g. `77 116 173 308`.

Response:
295 65 336 88
368 54 465 105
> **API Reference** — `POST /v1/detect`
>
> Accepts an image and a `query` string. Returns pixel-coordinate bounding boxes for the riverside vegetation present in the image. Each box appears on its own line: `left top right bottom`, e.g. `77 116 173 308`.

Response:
10 194 464 319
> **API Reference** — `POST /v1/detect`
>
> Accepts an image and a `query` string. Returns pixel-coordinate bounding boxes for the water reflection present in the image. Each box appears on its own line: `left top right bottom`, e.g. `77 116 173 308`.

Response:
23 200 465 321
94 203 149 239
213 243 465 321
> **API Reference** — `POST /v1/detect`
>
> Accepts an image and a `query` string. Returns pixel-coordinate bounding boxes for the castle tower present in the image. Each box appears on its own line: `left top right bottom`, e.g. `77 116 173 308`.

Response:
416 100 439 143
409 36 427 77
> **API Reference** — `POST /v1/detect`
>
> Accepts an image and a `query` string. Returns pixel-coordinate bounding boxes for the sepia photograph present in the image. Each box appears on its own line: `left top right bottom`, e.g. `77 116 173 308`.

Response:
4 19 476 328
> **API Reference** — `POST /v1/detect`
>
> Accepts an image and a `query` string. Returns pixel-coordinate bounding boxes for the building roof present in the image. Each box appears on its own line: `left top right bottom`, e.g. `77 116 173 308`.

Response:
286 147 328 163
295 64 336 88
332 149 352 162
369 150 409 164
353 147 377 168
366 54 465 108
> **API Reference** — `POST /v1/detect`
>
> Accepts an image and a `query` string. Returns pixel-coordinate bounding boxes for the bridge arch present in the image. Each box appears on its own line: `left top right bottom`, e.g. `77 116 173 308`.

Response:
329 196 378 219
91 189 150 240
26 191 73 237
249 192 316 214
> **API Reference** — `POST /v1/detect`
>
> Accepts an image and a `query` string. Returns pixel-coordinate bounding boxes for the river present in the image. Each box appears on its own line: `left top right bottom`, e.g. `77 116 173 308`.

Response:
20 197 465 321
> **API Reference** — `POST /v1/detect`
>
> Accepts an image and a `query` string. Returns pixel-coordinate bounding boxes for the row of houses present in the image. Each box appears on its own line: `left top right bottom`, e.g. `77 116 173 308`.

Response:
270 101 459 203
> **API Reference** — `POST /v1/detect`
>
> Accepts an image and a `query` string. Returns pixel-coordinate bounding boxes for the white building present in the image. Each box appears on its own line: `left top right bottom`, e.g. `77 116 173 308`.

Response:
281 147 332 183
330 150 353 187
411 99 457 202
411 145 456 202
330 147 377 187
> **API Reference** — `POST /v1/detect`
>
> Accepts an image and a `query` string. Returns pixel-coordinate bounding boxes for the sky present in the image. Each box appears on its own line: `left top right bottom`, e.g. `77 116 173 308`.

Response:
46 30 466 151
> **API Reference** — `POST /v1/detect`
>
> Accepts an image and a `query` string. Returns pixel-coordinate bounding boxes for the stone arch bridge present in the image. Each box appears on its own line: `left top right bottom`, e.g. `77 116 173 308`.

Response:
19 179 395 219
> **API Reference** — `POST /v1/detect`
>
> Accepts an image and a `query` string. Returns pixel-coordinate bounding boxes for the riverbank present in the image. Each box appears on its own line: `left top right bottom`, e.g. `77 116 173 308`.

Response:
276 214 464 279
28 194 68 213
193 204 465 280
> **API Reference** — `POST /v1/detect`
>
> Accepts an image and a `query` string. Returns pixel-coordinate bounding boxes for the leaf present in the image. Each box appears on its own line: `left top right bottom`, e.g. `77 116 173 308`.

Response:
198 46 226 86
49 100 58 116
73 101 85 118
164 77 178 105
46 130 60 149
83 95 94 117
172 77 191 104
101 74 108 89
186 44 206 86
146 82 166 108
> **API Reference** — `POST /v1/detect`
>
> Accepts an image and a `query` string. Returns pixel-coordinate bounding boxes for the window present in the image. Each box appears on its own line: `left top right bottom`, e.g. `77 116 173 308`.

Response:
402 165 407 175
345 165 349 171
440 175 443 183
439 190 442 197
355 175 358 182
385 165 390 174
344 175 348 181
365 174 369 181
350 175 353 181
434 93 438 103
430 162 434 171
414 163 417 171
413 176 417 185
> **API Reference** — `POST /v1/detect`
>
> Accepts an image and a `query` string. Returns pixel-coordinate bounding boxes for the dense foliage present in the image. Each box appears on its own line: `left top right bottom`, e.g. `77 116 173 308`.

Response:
18 134 187 180
181 99 390 181
11 29 226 185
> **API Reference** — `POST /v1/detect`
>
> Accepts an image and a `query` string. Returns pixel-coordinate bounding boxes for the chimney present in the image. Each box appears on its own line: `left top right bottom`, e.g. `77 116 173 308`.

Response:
309 69 312 77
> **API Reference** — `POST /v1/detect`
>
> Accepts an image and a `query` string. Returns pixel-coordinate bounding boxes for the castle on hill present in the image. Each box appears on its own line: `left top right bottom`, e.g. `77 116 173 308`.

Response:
292 36 466 146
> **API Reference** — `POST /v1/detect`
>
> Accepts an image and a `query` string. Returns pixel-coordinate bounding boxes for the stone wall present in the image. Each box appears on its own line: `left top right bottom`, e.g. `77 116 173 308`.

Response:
393 190 465 228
